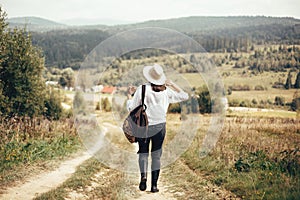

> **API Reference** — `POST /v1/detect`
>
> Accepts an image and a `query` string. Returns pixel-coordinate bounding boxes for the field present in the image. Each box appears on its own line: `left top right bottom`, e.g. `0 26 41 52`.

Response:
165 113 300 199
182 71 298 104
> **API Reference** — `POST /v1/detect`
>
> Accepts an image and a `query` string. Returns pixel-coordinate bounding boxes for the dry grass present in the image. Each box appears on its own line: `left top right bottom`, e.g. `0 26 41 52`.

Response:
0 117 77 144
227 109 297 118
179 115 300 199
227 89 297 103
0 117 81 189
216 117 300 164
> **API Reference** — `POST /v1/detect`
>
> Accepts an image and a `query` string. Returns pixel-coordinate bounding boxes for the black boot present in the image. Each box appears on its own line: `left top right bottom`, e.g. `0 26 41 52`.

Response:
151 170 160 193
139 173 147 191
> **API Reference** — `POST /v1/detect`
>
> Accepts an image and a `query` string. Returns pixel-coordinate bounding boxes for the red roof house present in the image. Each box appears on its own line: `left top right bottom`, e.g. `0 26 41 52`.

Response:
101 86 116 94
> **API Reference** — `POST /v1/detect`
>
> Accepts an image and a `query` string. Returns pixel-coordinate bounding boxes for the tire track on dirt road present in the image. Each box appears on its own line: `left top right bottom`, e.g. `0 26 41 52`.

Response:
0 152 92 200
0 125 108 200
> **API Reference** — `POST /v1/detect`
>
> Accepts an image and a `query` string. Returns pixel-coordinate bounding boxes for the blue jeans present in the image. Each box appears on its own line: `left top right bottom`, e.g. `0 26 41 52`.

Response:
137 123 166 173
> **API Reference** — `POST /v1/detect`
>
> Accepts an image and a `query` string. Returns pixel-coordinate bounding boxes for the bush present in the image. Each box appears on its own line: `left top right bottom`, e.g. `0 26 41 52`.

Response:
73 91 85 114
101 97 111 112
227 88 232 95
229 99 240 107
168 103 181 113
44 88 63 120
291 97 300 111
274 96 285 106
272 82 284 89
95 102 100 110
254 85 265 91
195 86 211 114
239 100 251 107
252 98 258 105
229 84 251 91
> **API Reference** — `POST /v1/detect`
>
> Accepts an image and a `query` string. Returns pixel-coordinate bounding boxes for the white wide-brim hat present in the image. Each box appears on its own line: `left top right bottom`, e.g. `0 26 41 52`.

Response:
143 64 166 85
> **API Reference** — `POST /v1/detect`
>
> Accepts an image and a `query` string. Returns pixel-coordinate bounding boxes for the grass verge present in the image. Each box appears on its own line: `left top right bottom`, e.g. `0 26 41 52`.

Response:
0 118 82 189
179 116 300 199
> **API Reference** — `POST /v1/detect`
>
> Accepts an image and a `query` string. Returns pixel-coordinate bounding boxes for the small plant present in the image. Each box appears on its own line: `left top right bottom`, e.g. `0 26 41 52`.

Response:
234 158 250 172
101 97 112 112
274 96 285 106
254 85 265 91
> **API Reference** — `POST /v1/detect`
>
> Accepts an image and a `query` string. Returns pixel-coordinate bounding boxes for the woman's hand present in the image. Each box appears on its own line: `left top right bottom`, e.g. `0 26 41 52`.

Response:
127 86 136 98
165 80 173 87
165 80 181 92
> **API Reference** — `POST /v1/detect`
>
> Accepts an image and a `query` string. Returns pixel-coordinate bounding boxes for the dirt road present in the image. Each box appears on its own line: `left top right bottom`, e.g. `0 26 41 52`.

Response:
0 152 92 200
0 122 238 200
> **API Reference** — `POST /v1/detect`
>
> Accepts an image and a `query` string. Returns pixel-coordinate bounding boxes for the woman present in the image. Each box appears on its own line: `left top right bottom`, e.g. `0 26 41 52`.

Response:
127 64 188 193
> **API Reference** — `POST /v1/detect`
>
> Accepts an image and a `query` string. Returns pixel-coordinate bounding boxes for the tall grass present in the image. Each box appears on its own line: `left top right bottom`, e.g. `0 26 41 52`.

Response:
180 116 300 199
0 117 81 187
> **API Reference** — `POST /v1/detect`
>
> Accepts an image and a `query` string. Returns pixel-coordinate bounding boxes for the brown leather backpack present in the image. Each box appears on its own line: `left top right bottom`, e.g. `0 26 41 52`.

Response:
122 85 148 143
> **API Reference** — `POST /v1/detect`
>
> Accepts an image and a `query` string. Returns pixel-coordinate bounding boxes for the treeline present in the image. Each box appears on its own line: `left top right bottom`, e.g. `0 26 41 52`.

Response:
193 23 300 53
248 46 300 72
31 29 109 69
210 45 300 73
27 19 300 70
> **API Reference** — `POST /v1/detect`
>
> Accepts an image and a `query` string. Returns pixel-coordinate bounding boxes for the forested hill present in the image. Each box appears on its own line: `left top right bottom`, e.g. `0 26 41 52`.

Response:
8 16 68 31
9 15 300 33
115 16 300 33
9 16 300 69
31 29 109 69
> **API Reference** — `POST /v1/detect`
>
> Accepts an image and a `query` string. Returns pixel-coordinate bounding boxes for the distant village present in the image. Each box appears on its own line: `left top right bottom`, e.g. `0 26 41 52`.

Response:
46 81 122 95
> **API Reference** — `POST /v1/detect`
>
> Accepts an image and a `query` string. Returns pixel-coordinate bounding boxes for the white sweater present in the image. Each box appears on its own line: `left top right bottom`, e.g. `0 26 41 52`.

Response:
127 83 189 125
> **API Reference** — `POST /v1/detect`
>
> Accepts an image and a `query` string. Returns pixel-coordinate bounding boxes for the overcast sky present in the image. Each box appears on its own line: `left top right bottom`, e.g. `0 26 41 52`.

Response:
1 0 300 25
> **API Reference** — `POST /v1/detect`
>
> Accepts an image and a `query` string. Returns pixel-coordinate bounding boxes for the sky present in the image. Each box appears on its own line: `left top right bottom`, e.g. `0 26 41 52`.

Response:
1 0 300 25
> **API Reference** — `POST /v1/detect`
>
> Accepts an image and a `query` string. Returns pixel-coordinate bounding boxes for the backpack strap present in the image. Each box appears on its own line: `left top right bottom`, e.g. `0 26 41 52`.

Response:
141 85 146 110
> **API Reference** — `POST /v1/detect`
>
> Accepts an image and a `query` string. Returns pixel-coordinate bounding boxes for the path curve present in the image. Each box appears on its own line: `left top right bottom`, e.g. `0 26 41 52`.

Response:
0 152 92 200
0 124 109 200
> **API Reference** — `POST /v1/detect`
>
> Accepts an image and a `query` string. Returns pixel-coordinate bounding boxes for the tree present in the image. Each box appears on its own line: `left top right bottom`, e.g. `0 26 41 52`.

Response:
0 7 8 115
73 91 85 114
291 91 300 112
0 7 46 118
285 71 292 89
295 72 300 89
101 97 111 112
59 67 75 88
195 86 211 114
275 96 285 106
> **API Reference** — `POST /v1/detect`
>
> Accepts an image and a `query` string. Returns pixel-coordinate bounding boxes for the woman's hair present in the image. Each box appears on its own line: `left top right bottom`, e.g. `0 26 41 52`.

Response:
151 83 166 92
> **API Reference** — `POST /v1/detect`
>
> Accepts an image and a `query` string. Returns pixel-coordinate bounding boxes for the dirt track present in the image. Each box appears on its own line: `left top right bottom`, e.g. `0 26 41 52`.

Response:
0 122 238 200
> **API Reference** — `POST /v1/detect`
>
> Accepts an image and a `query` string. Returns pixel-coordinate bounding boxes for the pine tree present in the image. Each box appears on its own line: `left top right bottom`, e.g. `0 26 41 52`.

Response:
295 72 300 89
285 71 292 89
73 91 85 114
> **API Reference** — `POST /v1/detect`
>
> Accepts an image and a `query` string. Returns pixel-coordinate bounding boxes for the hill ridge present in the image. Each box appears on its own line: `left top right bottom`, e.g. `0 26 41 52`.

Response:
7 15 300 32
